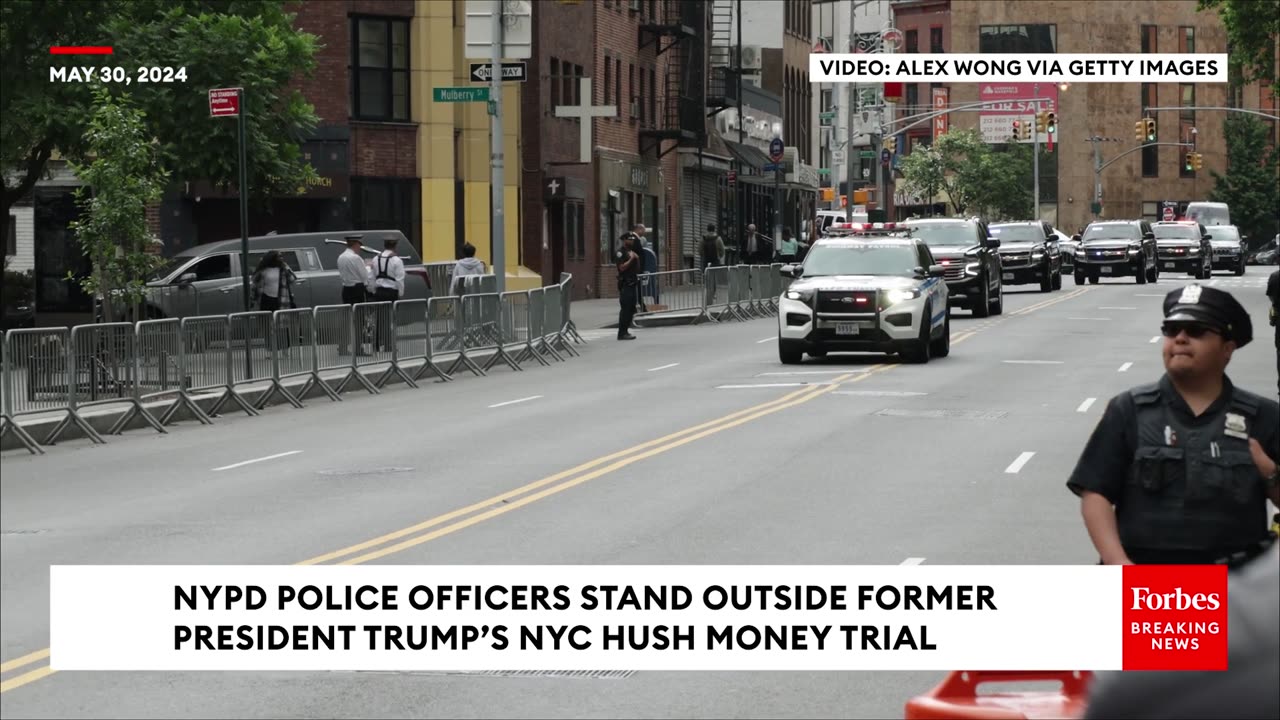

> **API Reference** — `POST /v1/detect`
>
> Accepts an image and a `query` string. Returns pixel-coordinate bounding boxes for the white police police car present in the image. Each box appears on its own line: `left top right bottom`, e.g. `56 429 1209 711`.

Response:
776 225 951 364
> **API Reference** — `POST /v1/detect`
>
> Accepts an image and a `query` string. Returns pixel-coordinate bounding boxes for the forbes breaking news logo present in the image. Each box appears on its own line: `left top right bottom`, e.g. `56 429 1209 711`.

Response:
1122 565 1228 671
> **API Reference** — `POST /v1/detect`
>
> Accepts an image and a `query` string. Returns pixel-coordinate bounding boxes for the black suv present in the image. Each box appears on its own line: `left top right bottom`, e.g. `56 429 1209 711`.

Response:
1152 220 1212 279
901 217 1003 317
989 220 1062 292
1073 220 1159 285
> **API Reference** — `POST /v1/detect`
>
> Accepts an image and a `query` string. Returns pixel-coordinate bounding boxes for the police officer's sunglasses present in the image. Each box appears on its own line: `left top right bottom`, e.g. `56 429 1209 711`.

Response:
1160 322 1218 339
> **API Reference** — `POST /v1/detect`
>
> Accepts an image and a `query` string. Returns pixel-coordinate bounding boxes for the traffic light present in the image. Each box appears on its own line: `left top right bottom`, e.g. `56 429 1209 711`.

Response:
1191 152 1203 170
1022 121 1032 141
1145 118 1157 142
1035 111 1048 134
1011 120 1021 140
1185 153 1195 172
886 136 898 153
1045 112 1057 135
1135 120 1145 141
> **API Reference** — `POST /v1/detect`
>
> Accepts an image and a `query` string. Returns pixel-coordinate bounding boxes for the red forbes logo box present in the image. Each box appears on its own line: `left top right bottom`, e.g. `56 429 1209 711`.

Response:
1122 565 1228 671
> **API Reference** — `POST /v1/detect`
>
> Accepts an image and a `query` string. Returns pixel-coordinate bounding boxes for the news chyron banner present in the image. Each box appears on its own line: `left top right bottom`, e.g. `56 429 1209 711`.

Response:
51 565 1229 672
809 53 1228 84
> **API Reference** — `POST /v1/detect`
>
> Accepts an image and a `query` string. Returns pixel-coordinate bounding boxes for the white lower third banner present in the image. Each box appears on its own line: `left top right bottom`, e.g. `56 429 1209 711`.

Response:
48 564 1227 672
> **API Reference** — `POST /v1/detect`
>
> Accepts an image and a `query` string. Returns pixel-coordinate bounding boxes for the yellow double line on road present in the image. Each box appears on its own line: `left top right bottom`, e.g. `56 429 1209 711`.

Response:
0 302 1043 694
1009 286 1091 316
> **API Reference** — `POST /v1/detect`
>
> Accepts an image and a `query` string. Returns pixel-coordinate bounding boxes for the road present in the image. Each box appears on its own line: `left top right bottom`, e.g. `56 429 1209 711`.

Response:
2 268 1276 718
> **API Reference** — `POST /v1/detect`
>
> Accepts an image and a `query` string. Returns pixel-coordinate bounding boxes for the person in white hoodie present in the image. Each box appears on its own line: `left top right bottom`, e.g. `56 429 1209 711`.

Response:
451 243 487 295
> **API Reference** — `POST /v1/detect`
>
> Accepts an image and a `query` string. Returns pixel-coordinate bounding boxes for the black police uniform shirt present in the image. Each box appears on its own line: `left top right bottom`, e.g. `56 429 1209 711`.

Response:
615 247 638 286
1066 374 1280 563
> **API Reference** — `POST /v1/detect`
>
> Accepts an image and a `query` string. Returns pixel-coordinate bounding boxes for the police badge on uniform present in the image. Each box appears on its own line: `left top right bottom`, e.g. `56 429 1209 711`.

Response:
1223 412 1249 440
1179 285 1202 304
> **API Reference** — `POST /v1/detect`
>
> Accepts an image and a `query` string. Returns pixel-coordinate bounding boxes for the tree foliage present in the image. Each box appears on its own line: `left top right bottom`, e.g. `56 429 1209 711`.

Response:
66 88 171 322
1208 115 1280 251
0 0 320 219
1198 0 1280 95
898 129 1035 219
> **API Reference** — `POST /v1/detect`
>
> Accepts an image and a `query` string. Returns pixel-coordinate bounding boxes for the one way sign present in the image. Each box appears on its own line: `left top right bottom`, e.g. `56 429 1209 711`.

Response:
469 62 528 83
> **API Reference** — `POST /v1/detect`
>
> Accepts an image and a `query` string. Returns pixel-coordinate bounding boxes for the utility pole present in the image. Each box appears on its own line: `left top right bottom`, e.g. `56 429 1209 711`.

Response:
1032 83 1040 222
489 0 506 294
736 0 744 249
1091 136 1102 219
844 0 857 221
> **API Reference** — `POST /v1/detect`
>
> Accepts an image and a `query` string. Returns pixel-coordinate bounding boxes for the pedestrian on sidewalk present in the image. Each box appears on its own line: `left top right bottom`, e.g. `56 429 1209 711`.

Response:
251 251 298 350
369 236 405 352
337 235 368 355
776 226 803 264
1066 284 1280 568
451 243 487 296
702 224 725 306
615 232 640 340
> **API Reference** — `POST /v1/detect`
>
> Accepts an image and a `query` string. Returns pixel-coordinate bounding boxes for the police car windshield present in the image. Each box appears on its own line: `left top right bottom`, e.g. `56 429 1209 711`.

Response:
802 244 919 276
903 223 974 247
1153 225 1199 240
1082 224 1140 242
989 225 1044 242
1205 226 1240 242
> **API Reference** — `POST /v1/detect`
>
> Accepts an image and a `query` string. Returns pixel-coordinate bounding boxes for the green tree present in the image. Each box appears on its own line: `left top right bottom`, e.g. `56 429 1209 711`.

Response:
67 88 171 322
1198 0 1279 95
977 143 1035 221
899 129 1029 217
1209 114 1280 251
0 0 319 229
898 143 946 214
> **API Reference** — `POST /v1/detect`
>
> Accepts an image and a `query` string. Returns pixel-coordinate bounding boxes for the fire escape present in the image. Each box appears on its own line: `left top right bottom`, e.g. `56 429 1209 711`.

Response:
705 0 736 118
639 0 702 158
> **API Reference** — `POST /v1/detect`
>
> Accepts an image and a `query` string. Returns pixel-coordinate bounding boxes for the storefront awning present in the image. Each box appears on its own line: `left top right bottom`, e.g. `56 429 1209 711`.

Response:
725 140 773 172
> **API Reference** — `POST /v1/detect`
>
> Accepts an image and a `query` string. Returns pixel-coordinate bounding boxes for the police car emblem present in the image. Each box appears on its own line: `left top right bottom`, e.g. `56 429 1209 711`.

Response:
1178 285 1202 304
1224 412 1248 440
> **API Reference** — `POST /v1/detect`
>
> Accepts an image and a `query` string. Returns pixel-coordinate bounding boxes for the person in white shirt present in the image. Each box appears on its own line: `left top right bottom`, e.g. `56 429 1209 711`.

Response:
450 242 487 295
336 236 368 355
368 236 405 352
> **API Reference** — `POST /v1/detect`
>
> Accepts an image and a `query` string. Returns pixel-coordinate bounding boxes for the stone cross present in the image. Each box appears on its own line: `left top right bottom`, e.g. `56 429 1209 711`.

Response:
554 77 617 163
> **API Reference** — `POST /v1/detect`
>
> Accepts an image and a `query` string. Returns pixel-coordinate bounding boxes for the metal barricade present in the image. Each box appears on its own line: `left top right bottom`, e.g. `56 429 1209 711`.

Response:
170 314 256 421
558 272 585 344
388 299 443 386
747 265 770 318
311 304 364 398
59 323 164 441
1 330 46 453
541 284 576 357
4 327 96 444
702 265 731 322
494 291 530 372
428 296 478 377
272 308 327 404
522 288 555 365
728 266 754 321
635 269 710 324
424 261 456 299
347 302 390 394
450 293 504 375
227 311 302 411
136 318 211 428
770 263 787 311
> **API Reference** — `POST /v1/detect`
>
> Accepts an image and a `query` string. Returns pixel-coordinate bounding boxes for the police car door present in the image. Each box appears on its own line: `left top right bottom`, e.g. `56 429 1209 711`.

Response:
920 244 946 329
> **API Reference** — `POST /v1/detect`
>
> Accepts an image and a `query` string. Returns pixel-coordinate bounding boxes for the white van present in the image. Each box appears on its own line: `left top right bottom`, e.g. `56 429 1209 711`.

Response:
817 209 868 236
1184 201 1230 227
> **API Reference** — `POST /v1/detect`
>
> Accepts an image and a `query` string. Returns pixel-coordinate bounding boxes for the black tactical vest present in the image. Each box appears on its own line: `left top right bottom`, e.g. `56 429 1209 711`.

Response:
1119 381 1270 561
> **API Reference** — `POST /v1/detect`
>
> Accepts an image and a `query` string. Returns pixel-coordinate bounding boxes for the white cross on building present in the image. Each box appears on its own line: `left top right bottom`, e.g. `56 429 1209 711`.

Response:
554 77 617 163
547 178 560 195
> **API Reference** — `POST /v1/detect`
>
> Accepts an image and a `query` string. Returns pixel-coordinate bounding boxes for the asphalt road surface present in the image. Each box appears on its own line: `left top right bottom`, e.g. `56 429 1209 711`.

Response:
2 268 1277 719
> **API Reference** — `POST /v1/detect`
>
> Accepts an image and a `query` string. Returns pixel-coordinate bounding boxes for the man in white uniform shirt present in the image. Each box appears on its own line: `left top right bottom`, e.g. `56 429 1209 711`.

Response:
368 236 405 352
337 235 369 355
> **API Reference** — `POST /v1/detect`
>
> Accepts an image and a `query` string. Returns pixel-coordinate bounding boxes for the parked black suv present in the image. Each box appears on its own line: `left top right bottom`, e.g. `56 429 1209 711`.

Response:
989 221 1062 292
1073 220 1159 285
1152 220 1212 279
901 217 1003 317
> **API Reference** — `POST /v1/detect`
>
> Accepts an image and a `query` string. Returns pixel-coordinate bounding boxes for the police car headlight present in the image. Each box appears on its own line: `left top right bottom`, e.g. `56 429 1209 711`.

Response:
884 288 920 305
1127 242 1142 253
964 262 980 276
785 289 814 302
1032 249 1045 259
1188 247 1199 254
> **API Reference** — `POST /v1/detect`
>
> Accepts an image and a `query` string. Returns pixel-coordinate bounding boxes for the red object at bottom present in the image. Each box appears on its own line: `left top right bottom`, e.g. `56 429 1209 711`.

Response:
904 671 1094 720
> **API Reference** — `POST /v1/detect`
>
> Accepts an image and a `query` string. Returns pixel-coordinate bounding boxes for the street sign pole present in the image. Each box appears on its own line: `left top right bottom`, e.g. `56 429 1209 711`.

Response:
1033 83 1041 222
770 138 785 248
236 88 251 313
489 2 506 294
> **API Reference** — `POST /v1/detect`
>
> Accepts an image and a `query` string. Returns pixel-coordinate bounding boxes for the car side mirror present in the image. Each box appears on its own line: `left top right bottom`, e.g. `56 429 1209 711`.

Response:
985 237 1001 249
927 264 946 278
780 264 800 278
1144 233 1155 240
1072 234 1082 242
177 273 197 286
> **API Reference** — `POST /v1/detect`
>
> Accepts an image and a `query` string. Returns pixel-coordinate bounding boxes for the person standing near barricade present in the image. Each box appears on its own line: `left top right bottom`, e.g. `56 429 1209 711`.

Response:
776 227 801 264
251 251 296 312
368 236 405 353
744 223 767 265
702 224 725 306
1066 284 1280 568
615 232 639 341
337 235 368 355
451 243 486 295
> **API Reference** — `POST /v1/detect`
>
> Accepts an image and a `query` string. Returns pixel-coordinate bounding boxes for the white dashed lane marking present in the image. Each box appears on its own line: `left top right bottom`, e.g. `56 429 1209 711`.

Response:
1004 452 1036 474
1077 398 1097 413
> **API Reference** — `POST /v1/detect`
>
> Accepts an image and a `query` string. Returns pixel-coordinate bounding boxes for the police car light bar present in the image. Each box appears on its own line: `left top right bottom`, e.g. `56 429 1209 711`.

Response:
833 222 898 232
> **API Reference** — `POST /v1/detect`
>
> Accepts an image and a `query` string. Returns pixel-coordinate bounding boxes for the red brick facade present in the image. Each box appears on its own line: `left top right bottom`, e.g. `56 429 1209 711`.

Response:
350 124 418 177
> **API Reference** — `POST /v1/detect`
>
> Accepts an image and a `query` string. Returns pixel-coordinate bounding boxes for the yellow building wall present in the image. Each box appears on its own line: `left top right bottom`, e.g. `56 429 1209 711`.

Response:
414 0 537 291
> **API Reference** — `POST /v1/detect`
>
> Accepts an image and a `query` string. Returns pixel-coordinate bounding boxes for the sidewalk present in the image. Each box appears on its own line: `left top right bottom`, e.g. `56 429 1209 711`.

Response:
569 298 707 330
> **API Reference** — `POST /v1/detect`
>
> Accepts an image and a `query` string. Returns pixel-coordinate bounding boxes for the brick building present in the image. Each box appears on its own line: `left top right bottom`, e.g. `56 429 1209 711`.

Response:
942 0 1278 231
891 0 952 217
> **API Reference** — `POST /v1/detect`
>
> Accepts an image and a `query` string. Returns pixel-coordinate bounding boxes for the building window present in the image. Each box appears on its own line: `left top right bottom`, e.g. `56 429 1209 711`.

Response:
906 29 918 53
1179 26 1194 53
629 63 637 122
550 57 561 108
350 17 410 122
614 58 622 115
6 214 15 256
1180 84 1196 177
978 25 1056 53
1141 82 1158 177
1142 201 1158 221
602 56 612 119
930 26 944 53
351 178 423 254
648 68 656 127
906 83 919 110
1140 24 1156 53
565 202 585 261
638 67 646 125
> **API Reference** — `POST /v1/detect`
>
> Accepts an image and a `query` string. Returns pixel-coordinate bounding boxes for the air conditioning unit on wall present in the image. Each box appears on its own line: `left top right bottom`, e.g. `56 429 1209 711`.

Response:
735 45 762 71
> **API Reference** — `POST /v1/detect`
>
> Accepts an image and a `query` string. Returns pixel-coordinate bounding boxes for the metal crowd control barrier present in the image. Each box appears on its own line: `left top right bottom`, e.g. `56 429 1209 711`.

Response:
170 315 257 422
1 331 44 454
522 288 555 366
56 323 165 441
310 304 360 398
137 318 211 427
496 291 532 372
635 269 710 324
227 312 302 411
558 272 584 344
393 299 450 385
352 301 397 390
270 308 328 405
542 284 577 358
432 296 483 378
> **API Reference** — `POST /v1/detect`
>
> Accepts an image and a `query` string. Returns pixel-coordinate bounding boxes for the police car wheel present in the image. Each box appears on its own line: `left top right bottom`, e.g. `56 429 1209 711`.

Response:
779 343 804 365
929 310 951 358
1074 269 1087 285
971 277 991 318
1235 259 1246 276
990 281 1004 315
901 310 932 364
1053 270 1063 289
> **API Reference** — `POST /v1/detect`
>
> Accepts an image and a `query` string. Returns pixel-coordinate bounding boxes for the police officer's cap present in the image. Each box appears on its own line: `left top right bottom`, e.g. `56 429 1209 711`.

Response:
1162 284 1253 347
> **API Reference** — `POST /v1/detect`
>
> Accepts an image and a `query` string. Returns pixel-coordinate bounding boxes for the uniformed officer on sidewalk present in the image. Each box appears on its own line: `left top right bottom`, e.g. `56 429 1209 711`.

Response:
1066 284 1280 567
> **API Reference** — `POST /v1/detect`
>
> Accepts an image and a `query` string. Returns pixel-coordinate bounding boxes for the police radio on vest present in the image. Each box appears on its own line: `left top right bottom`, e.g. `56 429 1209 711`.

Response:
1130 586 1222 611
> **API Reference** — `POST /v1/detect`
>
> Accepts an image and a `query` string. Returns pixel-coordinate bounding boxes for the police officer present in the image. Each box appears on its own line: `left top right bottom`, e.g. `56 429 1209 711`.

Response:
1267 268 1279 403
1066 284 1280 567
615 232 639 341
